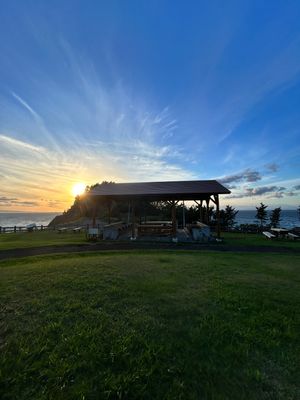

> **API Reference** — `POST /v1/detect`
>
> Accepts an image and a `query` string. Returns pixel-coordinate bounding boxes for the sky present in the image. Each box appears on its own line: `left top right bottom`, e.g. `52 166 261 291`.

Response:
0 0 300 212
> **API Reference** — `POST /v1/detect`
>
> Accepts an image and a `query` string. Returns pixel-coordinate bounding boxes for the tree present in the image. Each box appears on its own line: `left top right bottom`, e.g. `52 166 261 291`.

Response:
270 207 281 228
298 205 300 221
217 205 238 230
203 205 214 223
255 203 268 227
224 205 238 229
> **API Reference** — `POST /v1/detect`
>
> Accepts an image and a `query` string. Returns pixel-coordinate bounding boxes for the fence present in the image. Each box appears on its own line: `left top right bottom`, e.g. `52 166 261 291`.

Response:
0 225 87 234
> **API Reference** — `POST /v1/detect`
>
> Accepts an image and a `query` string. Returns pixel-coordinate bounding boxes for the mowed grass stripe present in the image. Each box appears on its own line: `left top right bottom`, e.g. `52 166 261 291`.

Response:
1 230 300 251
0 252 299 399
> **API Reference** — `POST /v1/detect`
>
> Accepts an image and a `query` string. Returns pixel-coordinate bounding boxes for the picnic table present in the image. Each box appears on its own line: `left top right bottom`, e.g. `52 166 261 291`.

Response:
270 228 288 238
138 224 172 236
73 227 83 233
288 232 300 240
262 231 276 239
58 227 68 233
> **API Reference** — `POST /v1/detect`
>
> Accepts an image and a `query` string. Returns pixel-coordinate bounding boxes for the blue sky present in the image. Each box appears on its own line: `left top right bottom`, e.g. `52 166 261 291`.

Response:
0 0 300 211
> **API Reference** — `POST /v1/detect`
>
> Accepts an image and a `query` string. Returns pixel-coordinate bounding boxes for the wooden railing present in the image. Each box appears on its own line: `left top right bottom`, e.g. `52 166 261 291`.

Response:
0 225 87 234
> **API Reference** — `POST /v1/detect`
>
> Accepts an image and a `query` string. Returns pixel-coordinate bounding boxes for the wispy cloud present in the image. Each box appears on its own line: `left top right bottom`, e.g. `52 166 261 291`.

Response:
0 134 44 153
11 92 41 120
265 163 279 173
0 46 196 211
219 169 261 185
226 185 295 199
0 196 39 207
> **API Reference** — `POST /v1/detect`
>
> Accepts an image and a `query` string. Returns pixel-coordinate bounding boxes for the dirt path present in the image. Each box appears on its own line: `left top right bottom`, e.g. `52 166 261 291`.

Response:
0 242 299 260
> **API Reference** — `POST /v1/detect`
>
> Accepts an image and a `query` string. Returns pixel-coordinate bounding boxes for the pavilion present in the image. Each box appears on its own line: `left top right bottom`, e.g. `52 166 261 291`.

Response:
88 180 230 239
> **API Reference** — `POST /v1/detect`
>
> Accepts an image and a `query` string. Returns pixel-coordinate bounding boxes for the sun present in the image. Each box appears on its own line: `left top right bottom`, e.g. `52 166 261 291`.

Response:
72 182 86 197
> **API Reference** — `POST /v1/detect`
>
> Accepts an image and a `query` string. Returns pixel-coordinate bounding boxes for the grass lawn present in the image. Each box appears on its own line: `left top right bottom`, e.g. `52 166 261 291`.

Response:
1 230 300 252
0 251 299 399
0 230 86 250
221 231 300 249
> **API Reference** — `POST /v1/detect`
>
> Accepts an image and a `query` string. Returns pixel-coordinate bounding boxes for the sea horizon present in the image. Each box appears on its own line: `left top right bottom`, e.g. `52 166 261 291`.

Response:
1 209 299 229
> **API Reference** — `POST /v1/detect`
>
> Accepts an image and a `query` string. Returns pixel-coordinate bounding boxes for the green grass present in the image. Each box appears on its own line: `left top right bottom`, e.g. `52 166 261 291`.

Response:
0 230 86 250
0 251 299 399
1 230 299 252
222 232 300 249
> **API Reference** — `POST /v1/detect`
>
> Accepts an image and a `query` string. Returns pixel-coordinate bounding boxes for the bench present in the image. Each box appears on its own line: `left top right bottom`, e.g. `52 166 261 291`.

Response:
73 227 83 233
288 232 299 240
58 227 68 233
262 231 276 239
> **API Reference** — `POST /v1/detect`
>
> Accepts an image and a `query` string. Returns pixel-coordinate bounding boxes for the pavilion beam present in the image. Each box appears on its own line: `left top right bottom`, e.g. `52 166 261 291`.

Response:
210 195 216 205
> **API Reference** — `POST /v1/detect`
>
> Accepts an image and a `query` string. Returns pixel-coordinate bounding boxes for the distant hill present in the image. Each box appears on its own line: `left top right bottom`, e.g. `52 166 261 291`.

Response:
48 182 108 227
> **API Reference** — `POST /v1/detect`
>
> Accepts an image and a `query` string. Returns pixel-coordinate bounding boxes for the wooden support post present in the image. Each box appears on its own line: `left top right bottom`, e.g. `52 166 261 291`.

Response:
131 202 136 238
127 202 131 224
214 194 221 239
107 201 111 225
200 200 203 222
139 202 142 225
206 198 210 224
92 197 98 228
182 200 185 228
171 200 177 238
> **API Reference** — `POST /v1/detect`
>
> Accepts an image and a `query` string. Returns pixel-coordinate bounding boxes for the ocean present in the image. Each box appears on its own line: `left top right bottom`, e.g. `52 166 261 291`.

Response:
235 209 299 228
0 210 299 228
0 212 60 227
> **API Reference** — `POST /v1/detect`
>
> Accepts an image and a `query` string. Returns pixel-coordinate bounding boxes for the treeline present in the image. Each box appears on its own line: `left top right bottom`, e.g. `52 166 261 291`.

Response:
255 203 300 228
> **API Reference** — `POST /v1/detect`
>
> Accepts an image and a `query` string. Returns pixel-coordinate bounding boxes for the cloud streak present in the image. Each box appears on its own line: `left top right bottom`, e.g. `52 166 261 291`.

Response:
219 169 261 185
226 185 290 199
0 134 44 153
11 92 41 120
0 196 39 207
265 163 279 172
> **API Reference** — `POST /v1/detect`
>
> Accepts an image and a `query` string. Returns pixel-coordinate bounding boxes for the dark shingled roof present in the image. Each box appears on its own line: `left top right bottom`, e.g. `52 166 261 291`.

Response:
89 180 230 201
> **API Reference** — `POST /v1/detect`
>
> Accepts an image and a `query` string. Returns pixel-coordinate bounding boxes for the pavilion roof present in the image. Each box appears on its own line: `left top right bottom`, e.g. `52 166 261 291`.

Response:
88 180 230 201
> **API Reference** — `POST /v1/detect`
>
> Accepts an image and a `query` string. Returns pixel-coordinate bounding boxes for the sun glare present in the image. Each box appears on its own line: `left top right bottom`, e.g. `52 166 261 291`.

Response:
72 182 86 197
